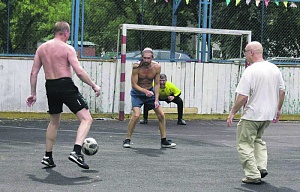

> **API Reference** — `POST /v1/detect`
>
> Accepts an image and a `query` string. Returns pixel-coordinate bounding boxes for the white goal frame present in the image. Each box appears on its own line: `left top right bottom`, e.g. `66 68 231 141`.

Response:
117 24 252 120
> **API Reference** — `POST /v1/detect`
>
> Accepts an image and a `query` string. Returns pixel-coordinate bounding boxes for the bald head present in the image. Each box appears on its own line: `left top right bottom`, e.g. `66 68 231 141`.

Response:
245 41 264 64
245 41 263 54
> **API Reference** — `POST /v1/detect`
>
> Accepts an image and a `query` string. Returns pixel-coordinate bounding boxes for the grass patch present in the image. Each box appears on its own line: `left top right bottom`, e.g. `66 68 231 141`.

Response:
0 112 300 121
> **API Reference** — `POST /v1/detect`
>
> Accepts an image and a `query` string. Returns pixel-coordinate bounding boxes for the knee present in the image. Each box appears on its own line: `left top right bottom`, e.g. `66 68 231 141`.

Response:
156 111 165 121
81 115 93 125
131 113 140 121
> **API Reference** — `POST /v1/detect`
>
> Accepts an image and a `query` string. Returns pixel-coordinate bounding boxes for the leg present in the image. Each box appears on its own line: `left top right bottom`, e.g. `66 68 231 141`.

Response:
126 107 141 139
153 106 166 138
68 108 93 170
140 105 149 124
236 120 261 179
254 121 270 178
172 97 186 125
172 97 184 121
143 104 150 120
41 113 60 167
46 113 61 152
153 107 177 148
74 108 94 145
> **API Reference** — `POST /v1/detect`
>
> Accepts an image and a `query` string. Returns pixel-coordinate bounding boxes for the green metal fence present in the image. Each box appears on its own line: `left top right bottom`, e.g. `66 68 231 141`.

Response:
1 0 300 63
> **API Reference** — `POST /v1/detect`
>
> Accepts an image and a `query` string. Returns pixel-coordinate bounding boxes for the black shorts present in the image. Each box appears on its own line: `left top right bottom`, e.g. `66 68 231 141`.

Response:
45 77 88 114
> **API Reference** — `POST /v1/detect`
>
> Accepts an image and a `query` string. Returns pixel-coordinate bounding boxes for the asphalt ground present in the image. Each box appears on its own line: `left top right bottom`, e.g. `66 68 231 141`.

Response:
0 118 299 192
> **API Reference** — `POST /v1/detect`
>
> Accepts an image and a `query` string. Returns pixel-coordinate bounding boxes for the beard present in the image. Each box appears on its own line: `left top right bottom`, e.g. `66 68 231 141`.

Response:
142 61 151 67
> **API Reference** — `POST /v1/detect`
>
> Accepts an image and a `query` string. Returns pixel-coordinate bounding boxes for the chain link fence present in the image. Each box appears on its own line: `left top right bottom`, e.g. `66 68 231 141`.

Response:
1 0 300 63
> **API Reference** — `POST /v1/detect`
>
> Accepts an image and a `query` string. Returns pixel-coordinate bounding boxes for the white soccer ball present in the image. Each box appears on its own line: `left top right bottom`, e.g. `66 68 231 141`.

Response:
82 137 99 156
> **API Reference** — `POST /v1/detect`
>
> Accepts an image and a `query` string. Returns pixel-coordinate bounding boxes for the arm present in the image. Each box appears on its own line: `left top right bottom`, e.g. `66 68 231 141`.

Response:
154 70 161 104
273 89 286 123
167 82 181 101
227 94 248 126
68 47 100 97
26 51 42 106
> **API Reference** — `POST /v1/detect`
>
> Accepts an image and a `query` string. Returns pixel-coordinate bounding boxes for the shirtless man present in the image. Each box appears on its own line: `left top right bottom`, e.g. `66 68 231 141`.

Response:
26 21 100 169
122 48 176 148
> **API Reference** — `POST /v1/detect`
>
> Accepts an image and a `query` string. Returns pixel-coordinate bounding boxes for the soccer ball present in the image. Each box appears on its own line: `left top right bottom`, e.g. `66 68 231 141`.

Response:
82 137 99 156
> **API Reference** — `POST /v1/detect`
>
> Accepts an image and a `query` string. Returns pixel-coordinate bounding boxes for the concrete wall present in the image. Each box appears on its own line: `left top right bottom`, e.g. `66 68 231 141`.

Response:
0 57 298 114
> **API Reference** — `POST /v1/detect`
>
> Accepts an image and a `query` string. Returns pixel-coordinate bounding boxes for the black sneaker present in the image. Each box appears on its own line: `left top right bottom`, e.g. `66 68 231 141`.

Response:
161 139 176 148
140 119 148 124
123 139 131 148
260 169 268 178
177 119 187 125
68 151 89 169
41 156 56 167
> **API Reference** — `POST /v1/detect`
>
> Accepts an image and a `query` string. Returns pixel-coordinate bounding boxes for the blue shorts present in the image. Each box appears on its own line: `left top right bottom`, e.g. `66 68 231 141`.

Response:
130 88 160 108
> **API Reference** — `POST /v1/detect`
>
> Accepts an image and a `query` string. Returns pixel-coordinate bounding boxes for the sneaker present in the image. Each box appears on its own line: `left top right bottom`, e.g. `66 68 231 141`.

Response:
140 119 148 124
177 119 187 125
260 169 268 178
161 139 176 148
68 151 89 169
123 139 131 148
242 177 261 184
41 156 56 167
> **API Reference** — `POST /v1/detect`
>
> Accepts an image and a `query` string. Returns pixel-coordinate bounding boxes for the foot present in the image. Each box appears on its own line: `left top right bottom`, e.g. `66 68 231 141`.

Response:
260 169 268 178
242 177 261 184
177 119 187 125
41 156 56 167
123 139 131 148
68 151 89 169
139 119 148 124
161 139 176 148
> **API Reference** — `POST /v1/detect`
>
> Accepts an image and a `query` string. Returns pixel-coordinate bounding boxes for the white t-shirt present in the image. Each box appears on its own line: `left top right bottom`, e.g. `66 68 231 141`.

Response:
236 61 285 121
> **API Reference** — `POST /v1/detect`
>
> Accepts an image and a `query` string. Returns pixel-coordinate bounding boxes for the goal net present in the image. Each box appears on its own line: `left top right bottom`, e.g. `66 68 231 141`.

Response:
117 24 252 120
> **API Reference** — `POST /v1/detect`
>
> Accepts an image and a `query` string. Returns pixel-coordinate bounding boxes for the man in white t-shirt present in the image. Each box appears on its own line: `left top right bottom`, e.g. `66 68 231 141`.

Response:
227 41 285 184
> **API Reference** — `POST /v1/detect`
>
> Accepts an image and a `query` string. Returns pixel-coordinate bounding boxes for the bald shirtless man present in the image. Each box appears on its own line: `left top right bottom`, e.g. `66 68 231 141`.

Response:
26 21 101 169
122 48 176 148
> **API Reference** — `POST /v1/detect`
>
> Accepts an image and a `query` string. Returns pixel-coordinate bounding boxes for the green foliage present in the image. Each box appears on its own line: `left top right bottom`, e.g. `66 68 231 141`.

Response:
0 0 71 54
2 0 300 59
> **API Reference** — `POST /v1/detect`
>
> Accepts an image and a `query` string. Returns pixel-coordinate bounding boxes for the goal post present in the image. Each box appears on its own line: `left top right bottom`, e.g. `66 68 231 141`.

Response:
118 23 252 120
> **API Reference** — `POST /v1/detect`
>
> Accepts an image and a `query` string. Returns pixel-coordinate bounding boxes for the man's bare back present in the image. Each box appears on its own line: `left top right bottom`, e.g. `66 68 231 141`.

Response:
36 39 75 80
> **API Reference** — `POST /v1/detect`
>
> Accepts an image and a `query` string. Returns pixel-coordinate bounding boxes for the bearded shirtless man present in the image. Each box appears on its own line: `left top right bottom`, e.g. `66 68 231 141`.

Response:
26 21 101 169
122 48 176 148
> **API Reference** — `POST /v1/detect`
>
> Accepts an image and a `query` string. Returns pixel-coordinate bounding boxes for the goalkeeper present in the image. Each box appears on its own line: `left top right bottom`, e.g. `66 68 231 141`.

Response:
140 74 186 125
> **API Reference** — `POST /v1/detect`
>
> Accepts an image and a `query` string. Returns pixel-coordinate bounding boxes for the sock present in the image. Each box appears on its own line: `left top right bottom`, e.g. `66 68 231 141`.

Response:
45 151 52 158
73 144 82 154
161 138 167 143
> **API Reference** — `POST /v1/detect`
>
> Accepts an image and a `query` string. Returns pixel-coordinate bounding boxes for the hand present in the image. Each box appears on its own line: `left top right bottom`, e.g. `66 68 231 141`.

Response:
145 90 154 97
93 85 101 97
168 96 175 101
272 111 281 123
227 113 235 127
154 100 159 108
26 95 36 107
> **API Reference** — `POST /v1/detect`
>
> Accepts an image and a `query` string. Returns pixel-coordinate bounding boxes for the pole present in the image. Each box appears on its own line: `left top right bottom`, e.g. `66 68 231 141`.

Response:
6 0 10 54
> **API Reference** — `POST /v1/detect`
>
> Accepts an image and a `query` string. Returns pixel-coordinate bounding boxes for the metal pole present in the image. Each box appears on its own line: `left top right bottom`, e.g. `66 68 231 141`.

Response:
170 0 177 62
6 0 10 54
197 0 202 61
261 0 265 44
140 0 145 50
81 0 85 58
201 0 208 62
119 25 127 121
74 0 80 53
71 0 75 46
